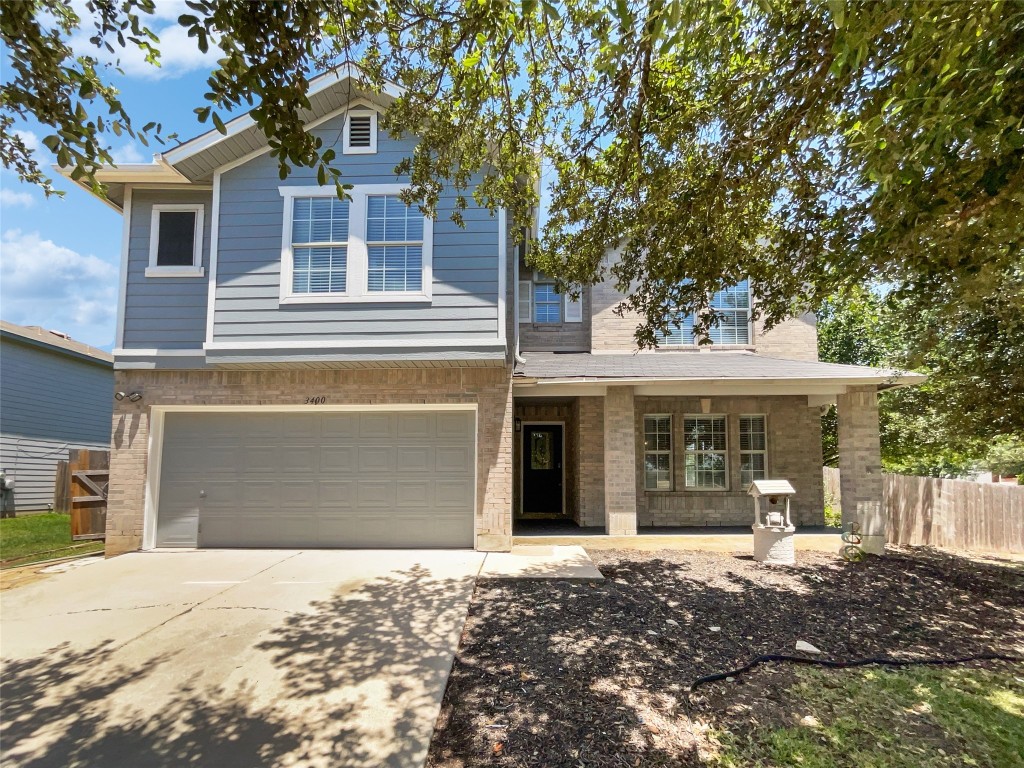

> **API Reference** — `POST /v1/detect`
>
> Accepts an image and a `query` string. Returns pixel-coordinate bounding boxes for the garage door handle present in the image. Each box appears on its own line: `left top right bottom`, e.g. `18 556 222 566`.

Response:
199 490 206 498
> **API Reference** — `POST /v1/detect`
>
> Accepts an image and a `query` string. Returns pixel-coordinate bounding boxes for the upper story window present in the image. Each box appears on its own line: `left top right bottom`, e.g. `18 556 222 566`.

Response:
343 110 377 154
662 279 751 346
366 195 423 292
279 185 431 304
533 283 562 323
291 197 349 294
146 204 205 277
519 273 583 325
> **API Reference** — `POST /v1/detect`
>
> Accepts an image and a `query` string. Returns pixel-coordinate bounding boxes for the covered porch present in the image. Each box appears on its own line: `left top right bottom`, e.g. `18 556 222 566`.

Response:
512 352 924 554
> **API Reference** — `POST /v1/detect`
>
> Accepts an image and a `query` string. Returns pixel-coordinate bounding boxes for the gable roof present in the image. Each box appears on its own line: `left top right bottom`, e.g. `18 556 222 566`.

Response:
0 320 113 367
57 66 404 211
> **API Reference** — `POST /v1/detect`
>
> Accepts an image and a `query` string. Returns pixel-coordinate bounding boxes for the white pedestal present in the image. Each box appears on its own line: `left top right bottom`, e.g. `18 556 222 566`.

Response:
753 524 796 564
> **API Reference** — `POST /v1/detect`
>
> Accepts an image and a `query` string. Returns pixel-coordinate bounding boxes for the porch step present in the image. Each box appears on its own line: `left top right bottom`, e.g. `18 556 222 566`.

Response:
512 532 843 554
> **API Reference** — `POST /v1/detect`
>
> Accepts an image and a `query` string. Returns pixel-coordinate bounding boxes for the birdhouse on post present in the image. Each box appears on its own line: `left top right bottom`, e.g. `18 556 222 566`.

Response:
748 479 797 564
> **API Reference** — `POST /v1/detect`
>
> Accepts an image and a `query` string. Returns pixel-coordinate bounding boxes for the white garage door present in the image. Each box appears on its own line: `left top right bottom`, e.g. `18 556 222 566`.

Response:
155 409 475 548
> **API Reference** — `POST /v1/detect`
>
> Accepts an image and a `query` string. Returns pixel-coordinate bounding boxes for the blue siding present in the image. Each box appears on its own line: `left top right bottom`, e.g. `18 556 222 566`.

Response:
123 188 212 350
0 338 113 510
214 114 501 344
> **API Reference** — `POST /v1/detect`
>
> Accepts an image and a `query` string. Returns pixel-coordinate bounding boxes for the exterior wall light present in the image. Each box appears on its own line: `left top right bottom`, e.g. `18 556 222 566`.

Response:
114 392 126 400
127 392 143 402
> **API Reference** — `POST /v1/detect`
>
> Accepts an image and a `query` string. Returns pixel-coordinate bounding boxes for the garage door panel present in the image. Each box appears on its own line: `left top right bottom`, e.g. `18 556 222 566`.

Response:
357 481 396 508
279 446 317 472
396 446 431 472
396 481 432 508
319 481 355 507
438 412 474 439
158 409 475 549
320 413 359 438
358 446 394 472
436 446 472 473
435 480 474 508
397 412 433 438
359 413 395 438
319 446 356 471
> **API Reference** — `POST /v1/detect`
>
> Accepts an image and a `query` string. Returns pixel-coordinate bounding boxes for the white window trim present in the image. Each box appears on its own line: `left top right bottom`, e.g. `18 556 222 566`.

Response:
342 109 378 155
662 282 753 347
682 414 729 491
739 413 768 487
643 413 673 491
146 203 205 277
278 184 432 304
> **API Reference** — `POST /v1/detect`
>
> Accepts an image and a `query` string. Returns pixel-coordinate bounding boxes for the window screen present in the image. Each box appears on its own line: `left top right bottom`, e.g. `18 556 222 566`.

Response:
156 211 197 266
291 197 349 294
366 195 423 292
683 416 728 489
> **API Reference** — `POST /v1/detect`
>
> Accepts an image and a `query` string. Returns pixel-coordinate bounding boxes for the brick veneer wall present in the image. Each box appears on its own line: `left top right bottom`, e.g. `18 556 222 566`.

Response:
604 386 638 534
754 313 819 361
837 385 884 553
106 367 513 556
577 396 605 527
634 395 825 526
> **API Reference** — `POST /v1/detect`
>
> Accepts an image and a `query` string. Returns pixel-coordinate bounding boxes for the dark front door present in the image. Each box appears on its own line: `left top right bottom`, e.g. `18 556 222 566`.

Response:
522 424 564 516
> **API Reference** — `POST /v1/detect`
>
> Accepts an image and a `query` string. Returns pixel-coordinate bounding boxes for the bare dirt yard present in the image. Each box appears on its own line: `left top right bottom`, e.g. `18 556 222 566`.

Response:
427 547 1024 767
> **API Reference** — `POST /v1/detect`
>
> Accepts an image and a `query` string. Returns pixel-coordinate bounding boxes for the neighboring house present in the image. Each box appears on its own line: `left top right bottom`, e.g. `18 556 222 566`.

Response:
61 66 922 557
0 321 114 512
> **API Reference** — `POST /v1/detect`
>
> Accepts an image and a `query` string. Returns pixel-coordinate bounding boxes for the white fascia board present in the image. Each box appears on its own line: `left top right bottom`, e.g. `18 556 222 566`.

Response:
56 162 190 185
204 338 505 351
163 66 405 165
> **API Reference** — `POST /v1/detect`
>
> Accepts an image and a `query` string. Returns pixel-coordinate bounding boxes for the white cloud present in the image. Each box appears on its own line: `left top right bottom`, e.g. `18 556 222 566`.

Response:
70 16 220 81
0 230 117 348
0 188 35 208
14 130 41 154
110 143 146 165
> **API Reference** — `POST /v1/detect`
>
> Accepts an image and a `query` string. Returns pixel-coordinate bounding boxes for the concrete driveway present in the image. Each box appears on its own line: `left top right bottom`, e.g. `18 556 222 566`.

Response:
0 549 486 768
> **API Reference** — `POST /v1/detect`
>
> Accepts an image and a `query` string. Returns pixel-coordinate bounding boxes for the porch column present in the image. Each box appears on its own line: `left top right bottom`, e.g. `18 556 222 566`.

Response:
603 385 638 535
837 385 885 554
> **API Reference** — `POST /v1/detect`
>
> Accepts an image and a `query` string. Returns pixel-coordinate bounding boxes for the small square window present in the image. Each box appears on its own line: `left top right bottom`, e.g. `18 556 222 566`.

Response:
146 204 204 277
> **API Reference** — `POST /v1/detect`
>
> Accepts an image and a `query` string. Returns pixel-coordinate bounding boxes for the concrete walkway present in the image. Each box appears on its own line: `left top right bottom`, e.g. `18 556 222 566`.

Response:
0 549 485 768
479 545 604 580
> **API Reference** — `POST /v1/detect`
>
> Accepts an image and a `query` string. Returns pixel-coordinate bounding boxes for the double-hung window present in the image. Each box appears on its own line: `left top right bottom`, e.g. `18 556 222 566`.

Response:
662 279 752 346
643 415 672 490
533 283 562 323
683 416 728 490
739 415 768 487
280 185 431 303
366 195 423 293
290 197 349 294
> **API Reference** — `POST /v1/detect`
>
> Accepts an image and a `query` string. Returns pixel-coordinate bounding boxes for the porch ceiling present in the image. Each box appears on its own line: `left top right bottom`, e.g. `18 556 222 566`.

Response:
513 351 925 397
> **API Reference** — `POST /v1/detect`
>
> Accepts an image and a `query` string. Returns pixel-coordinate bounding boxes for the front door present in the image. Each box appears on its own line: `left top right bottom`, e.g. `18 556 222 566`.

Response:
522 424 564 516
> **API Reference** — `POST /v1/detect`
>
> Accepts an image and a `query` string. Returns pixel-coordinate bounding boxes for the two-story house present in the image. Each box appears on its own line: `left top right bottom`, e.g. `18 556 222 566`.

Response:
64 68 921 557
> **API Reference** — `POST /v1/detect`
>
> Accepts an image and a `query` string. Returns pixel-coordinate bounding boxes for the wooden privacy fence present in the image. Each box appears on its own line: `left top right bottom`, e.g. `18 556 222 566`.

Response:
823 467 1024 555
885 474 1023 555
53 449 109 540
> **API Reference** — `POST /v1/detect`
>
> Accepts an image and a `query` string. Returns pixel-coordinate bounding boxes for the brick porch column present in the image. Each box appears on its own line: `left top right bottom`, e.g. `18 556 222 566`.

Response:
603 385 638 535
837 385 885 554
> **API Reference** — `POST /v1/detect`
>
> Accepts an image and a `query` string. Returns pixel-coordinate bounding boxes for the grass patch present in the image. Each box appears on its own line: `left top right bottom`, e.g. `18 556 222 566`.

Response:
713 663 1024 768
0 513 103 567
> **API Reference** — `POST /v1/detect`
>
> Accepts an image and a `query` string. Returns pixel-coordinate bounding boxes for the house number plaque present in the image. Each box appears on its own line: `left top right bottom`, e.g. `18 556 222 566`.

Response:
304 396 328 404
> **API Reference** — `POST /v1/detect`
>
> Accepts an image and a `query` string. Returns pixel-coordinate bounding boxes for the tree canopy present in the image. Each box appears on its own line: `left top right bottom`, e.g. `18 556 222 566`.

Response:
3 0 1022 344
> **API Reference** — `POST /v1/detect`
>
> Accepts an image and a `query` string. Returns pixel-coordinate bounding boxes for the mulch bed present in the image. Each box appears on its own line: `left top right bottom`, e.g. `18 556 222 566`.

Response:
426 547 1024 767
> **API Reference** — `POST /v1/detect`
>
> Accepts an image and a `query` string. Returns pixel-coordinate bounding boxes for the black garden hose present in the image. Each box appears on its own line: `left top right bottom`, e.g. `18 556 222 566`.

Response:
687 652 1024 692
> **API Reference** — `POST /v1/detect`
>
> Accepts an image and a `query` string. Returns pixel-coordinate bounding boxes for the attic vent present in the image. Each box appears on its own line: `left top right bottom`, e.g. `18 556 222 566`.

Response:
348 115 372 148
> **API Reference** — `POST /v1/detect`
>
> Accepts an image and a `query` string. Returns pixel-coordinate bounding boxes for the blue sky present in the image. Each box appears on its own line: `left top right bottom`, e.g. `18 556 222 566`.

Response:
1 1 223 349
